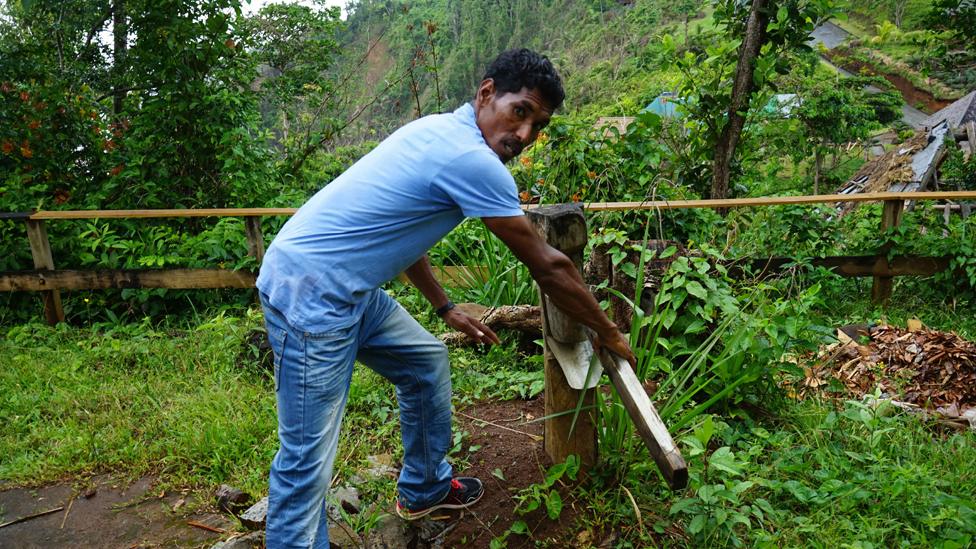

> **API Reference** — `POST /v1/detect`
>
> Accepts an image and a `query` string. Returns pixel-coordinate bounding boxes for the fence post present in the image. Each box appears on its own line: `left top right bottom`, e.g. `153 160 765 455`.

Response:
25 219 65 325
872 198 904 305
526 204 598 473
243 216 265 264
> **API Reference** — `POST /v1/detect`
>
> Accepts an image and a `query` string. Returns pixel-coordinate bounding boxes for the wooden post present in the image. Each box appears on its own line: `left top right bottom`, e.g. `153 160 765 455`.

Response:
243 216 265 264
872 199 904 305
25 219 65 325
526 204 598 472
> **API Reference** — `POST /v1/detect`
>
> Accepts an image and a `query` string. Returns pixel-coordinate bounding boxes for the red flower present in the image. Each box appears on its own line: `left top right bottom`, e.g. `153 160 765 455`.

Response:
1 141 12 154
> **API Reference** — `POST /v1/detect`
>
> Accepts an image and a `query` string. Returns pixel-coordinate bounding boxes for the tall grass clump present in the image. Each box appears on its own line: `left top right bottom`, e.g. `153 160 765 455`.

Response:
430 219 537 306
594 218 828 473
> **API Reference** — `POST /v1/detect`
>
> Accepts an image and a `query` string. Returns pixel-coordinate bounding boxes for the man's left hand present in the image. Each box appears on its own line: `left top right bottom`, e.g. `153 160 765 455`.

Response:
443 309 501 346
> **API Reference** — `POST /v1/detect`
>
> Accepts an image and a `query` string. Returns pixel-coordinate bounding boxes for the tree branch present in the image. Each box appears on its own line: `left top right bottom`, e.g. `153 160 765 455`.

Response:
75 5 114 63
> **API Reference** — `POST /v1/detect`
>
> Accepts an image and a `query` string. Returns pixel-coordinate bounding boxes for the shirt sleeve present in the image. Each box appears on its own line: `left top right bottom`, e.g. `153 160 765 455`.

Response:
431 149 525 218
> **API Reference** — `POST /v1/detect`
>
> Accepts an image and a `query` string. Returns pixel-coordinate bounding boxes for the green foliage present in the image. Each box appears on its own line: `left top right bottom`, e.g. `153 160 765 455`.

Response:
926 0 976 42
728 204 840 257
492 455 580 548
664 0 841 197
240 1 345 176
579 394 976 548
430 220 537 306
594 230 829 465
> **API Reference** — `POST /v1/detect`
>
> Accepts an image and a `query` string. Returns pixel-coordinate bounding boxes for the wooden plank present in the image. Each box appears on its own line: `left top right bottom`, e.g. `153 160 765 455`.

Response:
29 208 297 220
19 191 976 221
729 255 952 278
598 350 688 490
397 265 488 289
24 220 64 324
4 255 950 294
525 191 976 212
527 204 598 472
872 199 904 304
0 269 256 291
243 217 266 264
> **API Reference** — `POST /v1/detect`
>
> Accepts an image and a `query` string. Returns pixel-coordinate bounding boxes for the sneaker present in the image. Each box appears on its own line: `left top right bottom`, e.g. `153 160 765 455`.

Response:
395 477 484 520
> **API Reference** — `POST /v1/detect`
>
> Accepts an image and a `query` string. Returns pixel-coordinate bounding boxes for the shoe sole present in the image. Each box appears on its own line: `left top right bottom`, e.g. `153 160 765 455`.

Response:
395 490 484 521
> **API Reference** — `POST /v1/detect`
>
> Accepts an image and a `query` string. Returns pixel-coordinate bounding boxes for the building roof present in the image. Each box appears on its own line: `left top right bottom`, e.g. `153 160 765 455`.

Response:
920 90 976 129
642 92 684 119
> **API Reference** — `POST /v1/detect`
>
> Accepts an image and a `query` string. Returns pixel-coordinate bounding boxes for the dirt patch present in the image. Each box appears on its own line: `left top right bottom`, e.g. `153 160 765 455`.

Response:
444 397 583 548
0 398 589 548
0 475 233 549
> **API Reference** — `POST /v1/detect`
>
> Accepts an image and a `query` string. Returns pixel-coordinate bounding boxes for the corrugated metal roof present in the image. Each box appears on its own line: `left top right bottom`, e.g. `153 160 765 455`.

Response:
921 90 976 129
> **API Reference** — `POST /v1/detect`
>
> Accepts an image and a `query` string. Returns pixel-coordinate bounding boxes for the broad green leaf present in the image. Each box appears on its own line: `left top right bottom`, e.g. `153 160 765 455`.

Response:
546 490 563 519
685 280 708 300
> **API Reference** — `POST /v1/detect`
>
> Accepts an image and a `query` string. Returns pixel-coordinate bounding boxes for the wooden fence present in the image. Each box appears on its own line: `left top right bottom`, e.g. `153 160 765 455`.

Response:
3 191 975 325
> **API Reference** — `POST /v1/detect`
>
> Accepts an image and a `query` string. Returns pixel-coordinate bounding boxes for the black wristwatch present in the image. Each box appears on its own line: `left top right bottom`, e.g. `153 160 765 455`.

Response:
435 301 456 317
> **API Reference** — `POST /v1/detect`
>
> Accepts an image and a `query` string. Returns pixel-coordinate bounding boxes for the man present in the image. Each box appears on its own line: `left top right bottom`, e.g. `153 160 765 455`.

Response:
256 48 635 548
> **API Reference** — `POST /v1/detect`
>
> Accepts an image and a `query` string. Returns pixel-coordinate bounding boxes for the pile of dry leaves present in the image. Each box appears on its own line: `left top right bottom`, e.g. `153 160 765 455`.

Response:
799 324 976 426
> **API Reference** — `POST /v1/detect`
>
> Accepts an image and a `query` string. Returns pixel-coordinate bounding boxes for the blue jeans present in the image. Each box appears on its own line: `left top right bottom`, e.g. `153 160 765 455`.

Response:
260 289 454 549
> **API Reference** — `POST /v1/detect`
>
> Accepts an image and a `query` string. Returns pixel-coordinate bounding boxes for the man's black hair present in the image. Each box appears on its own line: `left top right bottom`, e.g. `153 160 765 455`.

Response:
483 49 565 111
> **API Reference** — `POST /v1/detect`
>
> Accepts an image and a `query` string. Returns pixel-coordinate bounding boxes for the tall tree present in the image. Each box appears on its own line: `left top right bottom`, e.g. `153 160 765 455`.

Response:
711 0 770 202
0 0 276 210
702 0 839 200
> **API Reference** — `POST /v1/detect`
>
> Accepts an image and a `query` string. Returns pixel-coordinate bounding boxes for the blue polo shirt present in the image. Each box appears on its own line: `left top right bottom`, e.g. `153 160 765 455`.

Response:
256 102 524 332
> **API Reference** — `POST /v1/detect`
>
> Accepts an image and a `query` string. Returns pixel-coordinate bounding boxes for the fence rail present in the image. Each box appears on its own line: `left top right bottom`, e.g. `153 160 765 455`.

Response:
3 191 975 324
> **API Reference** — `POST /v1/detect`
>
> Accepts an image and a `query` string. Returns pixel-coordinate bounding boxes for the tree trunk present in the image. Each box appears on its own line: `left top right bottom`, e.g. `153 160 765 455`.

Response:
893 0 906 28
112 0 127 116
710 0 770 201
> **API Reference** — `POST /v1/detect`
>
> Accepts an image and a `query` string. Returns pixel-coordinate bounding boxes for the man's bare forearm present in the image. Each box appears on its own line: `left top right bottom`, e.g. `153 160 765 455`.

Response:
530 252 618 339
403 255 450 309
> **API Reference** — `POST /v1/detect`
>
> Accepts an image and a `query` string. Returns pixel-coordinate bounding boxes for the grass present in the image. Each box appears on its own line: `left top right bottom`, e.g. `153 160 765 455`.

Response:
575 397 976 548
809 274 976 340
0 300 544 495
0 311 278 495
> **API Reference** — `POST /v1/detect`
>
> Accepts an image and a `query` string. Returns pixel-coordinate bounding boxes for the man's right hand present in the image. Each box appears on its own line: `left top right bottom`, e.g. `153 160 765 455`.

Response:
594 329 637 369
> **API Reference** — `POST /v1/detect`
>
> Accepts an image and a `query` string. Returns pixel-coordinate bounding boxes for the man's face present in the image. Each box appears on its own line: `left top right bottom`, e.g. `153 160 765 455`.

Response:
474 80 554 163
